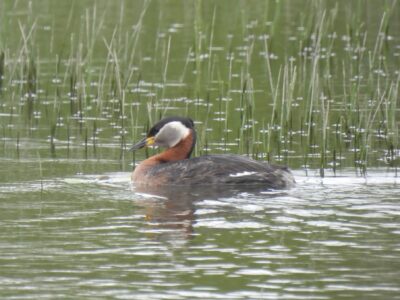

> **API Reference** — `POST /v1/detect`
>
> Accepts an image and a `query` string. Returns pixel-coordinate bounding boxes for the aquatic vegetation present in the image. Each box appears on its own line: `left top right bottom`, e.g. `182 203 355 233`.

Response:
0 0 398 176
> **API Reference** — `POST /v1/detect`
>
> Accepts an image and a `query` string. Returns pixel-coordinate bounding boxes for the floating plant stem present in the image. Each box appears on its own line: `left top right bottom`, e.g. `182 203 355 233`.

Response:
194 0 203 96
84 126 88 160
371 12 387 69
332 149 337 176
207 5 217 84
162 35 171 84
37 151 43 196
50 124 56 158
16 131 20 160
67 122 70 159
263 39 275 94
320 93 330 177
126 0 151 69
179 47 193 83
266 67 282 159
120 90 126 161
0 51 4 92
92 120 97 157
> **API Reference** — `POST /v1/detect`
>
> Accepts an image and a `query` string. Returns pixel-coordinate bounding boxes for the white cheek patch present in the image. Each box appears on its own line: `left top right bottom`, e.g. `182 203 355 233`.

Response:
155 121 190 148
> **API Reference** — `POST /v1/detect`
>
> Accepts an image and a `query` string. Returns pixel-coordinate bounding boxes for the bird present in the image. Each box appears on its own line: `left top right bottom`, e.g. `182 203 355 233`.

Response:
129 116 295 189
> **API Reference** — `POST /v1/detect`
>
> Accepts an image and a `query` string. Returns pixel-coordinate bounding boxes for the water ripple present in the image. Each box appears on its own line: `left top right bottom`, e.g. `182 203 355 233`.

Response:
1 170 400 299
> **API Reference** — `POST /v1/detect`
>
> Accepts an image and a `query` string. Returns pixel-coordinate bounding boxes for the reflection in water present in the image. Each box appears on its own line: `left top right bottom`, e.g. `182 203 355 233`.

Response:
135 186 197 238
133 184 290 240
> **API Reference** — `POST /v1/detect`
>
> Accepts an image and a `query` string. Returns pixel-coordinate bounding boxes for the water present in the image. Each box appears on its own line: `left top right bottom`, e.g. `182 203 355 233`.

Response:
1 1 400 299
1 165 399 299
1 0 399 170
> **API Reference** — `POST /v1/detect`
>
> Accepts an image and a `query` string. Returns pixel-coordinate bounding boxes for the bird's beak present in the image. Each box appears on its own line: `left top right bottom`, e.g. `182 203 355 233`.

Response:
128 136 155 152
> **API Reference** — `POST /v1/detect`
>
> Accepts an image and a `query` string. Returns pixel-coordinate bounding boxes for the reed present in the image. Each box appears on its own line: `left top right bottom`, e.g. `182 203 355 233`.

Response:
50 124 56 158
0 51 4 92
37 151 43 196
0 1 398 176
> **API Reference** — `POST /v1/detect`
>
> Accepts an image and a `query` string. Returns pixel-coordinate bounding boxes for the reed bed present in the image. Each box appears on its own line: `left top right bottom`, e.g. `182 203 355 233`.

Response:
0 0 398 175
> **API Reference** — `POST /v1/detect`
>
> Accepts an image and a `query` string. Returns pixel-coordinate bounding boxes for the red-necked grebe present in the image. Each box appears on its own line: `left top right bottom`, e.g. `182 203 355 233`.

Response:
129 116 295 189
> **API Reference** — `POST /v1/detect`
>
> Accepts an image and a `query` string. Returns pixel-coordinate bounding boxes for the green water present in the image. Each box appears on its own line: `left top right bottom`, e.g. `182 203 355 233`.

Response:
1 1 400 299
1 172 400 299
1 0 399 170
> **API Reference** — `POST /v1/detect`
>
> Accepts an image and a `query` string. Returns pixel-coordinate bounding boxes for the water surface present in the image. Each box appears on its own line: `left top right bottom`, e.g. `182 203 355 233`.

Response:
1 166 399 299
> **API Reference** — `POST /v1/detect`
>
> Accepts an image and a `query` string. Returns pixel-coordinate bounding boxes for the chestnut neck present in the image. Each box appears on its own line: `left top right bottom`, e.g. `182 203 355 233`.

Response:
132 130 195 183
150 129 195 164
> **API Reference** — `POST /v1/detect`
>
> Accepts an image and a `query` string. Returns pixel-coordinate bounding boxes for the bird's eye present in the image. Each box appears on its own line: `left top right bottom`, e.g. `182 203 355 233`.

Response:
148 127 159 137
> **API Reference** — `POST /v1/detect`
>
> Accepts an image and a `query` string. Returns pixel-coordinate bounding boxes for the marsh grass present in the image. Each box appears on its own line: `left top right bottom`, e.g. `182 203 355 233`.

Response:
0 1 398 175
0 51 4 92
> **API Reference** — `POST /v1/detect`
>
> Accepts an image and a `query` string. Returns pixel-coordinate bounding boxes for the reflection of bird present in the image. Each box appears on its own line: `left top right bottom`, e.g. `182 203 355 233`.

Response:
129 116 295 189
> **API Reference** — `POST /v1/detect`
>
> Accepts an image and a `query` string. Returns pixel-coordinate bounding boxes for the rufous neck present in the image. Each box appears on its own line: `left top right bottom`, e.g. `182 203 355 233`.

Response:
153 129 195 163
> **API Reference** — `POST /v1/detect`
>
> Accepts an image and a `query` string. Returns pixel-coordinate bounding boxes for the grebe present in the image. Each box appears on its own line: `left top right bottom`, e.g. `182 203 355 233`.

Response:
129 116 295 189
